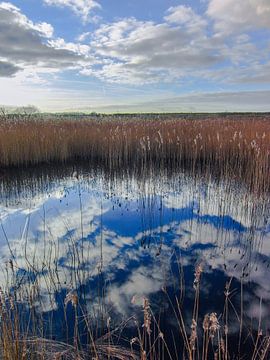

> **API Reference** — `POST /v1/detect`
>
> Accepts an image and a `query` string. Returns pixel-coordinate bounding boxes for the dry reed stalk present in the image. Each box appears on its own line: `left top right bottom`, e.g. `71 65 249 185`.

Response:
0 114 269 194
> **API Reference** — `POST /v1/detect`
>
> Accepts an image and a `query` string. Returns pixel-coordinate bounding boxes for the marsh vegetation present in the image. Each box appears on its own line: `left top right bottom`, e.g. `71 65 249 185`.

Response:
0 114 269 359
0 113 269 193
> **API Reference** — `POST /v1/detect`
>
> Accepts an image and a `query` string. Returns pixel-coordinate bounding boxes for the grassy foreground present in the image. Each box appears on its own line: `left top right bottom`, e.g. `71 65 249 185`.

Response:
1 261 269 360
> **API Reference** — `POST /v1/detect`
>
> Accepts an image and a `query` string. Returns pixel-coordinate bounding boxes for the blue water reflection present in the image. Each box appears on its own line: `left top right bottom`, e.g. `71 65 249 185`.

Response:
0 170 269 356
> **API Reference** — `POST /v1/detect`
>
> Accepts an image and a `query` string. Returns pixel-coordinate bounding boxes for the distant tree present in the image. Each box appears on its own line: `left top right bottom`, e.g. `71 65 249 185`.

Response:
15 105 40 115
0 107 7 120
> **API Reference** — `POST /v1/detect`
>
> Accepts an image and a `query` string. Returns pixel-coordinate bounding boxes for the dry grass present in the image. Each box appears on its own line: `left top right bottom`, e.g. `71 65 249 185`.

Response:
1 266 269 360
0 284 138 359
0 113 269 193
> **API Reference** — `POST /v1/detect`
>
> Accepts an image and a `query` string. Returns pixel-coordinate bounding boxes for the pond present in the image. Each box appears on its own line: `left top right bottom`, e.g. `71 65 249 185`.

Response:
0 165 269 359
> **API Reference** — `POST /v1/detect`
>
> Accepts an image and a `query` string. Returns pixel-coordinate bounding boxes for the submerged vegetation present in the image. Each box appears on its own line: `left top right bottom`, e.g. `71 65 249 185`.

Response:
0 113 269 194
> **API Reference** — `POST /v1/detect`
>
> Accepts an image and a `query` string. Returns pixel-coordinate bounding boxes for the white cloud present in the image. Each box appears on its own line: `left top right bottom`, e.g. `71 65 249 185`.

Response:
44 0 101 22
207 0 270 34
165 5 196 24
164 5 207 31
0 1 102 91
0 2 86 78
82 3 269 86
87 13 222 84
48 37 92 57
1 1 270 107
77 31 92 42
0 2 54 38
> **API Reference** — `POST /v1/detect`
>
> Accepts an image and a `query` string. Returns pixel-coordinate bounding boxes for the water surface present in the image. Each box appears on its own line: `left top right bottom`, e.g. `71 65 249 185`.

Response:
0 166 269 358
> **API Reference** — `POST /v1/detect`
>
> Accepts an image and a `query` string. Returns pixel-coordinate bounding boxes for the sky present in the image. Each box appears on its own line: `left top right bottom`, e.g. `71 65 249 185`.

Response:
0 0 270 112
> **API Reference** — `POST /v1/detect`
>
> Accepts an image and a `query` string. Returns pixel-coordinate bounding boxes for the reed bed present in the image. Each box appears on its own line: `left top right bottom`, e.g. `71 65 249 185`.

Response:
0 113 269 193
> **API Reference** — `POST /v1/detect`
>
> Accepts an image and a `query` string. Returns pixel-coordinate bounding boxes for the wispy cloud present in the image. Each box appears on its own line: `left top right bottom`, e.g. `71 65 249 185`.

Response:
43 0 101 23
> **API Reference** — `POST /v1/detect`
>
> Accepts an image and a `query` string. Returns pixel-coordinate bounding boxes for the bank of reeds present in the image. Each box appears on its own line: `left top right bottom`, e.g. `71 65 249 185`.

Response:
0 114 269 193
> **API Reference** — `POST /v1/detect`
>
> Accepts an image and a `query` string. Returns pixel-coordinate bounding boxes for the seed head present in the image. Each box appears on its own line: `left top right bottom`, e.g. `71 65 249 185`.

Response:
64 291 78 307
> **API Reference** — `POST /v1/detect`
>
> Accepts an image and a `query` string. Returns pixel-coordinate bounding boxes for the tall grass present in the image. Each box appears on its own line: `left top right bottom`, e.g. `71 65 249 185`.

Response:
1 261 269 359
0 114 269 193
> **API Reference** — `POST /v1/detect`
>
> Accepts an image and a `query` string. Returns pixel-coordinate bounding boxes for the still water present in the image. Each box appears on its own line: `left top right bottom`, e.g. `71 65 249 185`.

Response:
0 166 269 358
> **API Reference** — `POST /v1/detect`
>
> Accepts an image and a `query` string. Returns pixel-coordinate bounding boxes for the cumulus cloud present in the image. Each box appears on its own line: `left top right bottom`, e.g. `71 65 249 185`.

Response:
44 0 101 22
85 11 223 84
0 2 91 78
80 3 269 86
164 5 207 31
0 2 54 38
207 0 270 34
48 38 92 57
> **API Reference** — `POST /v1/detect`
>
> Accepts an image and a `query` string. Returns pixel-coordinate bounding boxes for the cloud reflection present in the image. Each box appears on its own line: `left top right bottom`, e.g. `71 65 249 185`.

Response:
0 172 269 334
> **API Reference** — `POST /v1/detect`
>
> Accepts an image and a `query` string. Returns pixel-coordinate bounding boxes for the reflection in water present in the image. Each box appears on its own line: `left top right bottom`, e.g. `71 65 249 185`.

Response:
0 166 269 359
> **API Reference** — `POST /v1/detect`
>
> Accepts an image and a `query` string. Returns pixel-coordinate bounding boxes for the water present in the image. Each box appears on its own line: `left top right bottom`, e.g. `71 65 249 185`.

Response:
0 166 269 359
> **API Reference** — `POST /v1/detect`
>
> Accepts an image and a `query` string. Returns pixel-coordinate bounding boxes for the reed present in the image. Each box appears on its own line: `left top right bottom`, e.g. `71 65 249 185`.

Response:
0 113 269 194
1 259 269 359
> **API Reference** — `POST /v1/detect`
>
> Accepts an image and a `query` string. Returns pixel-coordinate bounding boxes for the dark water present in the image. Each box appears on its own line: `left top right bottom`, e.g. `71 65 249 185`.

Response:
0 165 269 359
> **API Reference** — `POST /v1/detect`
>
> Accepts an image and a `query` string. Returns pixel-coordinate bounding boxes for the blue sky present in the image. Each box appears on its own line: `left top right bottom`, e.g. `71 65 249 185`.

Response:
0 0 270 112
